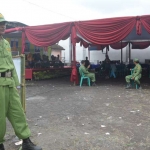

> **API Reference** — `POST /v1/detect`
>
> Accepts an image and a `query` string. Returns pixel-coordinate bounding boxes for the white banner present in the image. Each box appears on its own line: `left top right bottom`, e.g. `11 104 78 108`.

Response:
13 57 21 84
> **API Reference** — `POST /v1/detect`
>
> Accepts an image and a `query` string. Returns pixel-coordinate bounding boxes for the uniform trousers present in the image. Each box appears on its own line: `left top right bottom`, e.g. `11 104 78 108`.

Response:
125 74 141 85
0 77 31 143
85 73 96 82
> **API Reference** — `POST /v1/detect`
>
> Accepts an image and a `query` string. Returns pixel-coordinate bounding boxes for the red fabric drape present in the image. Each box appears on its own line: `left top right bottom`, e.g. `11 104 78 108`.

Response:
70 66 79 85
141 15 150 34
5 27 22 33
131 42 150 49
74 17 136 45
110 42 128 49
5 15 150 50
24 22 73 47
80 40 90 48
136 16 142 35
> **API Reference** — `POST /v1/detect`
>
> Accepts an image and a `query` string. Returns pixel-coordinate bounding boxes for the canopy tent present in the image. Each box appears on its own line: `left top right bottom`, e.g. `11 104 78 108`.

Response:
5 15 150 65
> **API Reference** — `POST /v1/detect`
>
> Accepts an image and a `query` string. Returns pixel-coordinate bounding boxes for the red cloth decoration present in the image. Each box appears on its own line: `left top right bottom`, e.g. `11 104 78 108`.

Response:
24 22 72 47
70 66 79 85
141 15 150 34
5 15 150 51
80 40 90 48
5 27 22 33
74 16 136 45
136 16 142 35
110 42 128 49
131 42 150 49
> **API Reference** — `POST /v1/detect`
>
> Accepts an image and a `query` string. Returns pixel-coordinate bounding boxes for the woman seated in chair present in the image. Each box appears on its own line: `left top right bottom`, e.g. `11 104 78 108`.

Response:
79 60 96 86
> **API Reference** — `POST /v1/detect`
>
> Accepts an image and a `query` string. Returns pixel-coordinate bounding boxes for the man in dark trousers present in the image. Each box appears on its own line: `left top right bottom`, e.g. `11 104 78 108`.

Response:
0 13 42 150
85 57 90 68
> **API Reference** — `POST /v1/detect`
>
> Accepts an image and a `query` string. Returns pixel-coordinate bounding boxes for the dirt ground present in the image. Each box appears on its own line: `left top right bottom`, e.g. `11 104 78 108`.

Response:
4 76 150 150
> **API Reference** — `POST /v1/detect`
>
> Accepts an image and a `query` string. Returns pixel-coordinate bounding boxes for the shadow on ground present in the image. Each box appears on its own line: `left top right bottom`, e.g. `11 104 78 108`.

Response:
5 77 150 150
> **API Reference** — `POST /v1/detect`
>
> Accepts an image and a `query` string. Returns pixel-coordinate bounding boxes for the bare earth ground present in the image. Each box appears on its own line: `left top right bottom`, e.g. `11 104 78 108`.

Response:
4 76 150 150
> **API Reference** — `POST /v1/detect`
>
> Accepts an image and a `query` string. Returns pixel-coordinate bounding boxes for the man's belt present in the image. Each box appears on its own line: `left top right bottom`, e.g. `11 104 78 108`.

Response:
0 71 12 78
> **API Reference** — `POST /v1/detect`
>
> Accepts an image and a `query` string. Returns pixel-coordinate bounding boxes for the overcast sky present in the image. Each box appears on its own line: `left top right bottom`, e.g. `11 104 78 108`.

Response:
1 0 150 25
1 0 150 61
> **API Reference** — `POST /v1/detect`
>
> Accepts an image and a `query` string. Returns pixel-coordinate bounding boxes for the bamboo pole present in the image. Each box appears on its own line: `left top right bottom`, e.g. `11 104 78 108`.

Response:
21 54 26 112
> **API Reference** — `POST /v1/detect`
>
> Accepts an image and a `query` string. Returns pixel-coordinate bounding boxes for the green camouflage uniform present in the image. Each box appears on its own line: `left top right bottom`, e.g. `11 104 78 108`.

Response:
125 63 142 85
79 65 96 82
0 38 31 143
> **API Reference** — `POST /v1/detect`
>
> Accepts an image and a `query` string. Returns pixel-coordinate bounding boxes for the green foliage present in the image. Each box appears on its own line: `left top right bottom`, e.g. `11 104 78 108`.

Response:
33 69 71 80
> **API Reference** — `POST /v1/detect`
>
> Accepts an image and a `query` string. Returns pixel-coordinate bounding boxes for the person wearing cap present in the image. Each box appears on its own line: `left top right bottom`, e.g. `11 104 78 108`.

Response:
79 60 96 86
125 58 142 89
0 13 42 150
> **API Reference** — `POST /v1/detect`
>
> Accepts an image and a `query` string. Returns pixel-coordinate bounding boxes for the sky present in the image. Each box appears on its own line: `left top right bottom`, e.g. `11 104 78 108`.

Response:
1 0 150 61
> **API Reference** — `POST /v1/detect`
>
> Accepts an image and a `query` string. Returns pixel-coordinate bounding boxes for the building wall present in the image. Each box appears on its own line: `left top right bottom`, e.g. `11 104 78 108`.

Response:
51 50 62 57
89 47 150 64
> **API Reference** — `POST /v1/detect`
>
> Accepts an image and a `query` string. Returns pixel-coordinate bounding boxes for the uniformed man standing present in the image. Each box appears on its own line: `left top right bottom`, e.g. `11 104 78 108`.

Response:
125 58 142 89
0 14 42 150
79 60 96 86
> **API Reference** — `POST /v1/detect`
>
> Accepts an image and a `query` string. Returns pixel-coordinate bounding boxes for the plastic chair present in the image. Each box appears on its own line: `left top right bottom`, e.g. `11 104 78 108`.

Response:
130 69 138 89
79 68 90 87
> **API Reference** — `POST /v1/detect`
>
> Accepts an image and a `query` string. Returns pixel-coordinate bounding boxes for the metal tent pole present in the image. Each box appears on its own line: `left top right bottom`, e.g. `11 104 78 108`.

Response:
129 42 131 62
121 41 123 63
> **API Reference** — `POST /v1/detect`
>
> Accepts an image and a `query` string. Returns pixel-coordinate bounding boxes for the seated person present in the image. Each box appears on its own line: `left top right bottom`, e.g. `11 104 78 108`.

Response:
79 60 96 86
125 58 142 89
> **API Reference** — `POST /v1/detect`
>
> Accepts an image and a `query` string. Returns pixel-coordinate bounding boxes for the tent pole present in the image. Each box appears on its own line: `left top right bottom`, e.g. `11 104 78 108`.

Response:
83 47 86 60
88 49 90 61
129 42 131 63
72 44 76 66
121 41 123 63
69 35 72 65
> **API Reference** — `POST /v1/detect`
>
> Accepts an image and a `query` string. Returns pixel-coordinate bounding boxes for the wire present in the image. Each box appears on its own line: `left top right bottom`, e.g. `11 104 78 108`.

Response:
21 0 75 20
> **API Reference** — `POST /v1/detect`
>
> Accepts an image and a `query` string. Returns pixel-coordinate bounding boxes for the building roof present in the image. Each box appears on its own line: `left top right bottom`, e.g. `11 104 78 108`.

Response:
6 21 27 29
51 44 65 50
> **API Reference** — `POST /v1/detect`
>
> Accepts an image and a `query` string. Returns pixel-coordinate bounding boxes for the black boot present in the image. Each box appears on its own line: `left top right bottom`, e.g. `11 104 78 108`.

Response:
22 138 42 150
92 82 96 86
125 83 131 89
138 84 142 90
0 144 5 150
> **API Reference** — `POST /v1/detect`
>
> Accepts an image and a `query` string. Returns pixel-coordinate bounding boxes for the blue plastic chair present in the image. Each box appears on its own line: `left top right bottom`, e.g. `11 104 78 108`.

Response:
130 69 138 89
79 68 90 87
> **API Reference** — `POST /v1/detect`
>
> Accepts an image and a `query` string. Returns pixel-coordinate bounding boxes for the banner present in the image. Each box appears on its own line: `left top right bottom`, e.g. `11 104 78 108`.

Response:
13 57 21 84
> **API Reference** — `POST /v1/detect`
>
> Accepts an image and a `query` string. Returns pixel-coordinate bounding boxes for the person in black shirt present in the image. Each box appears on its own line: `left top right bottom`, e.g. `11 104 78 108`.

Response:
85 57 90 68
